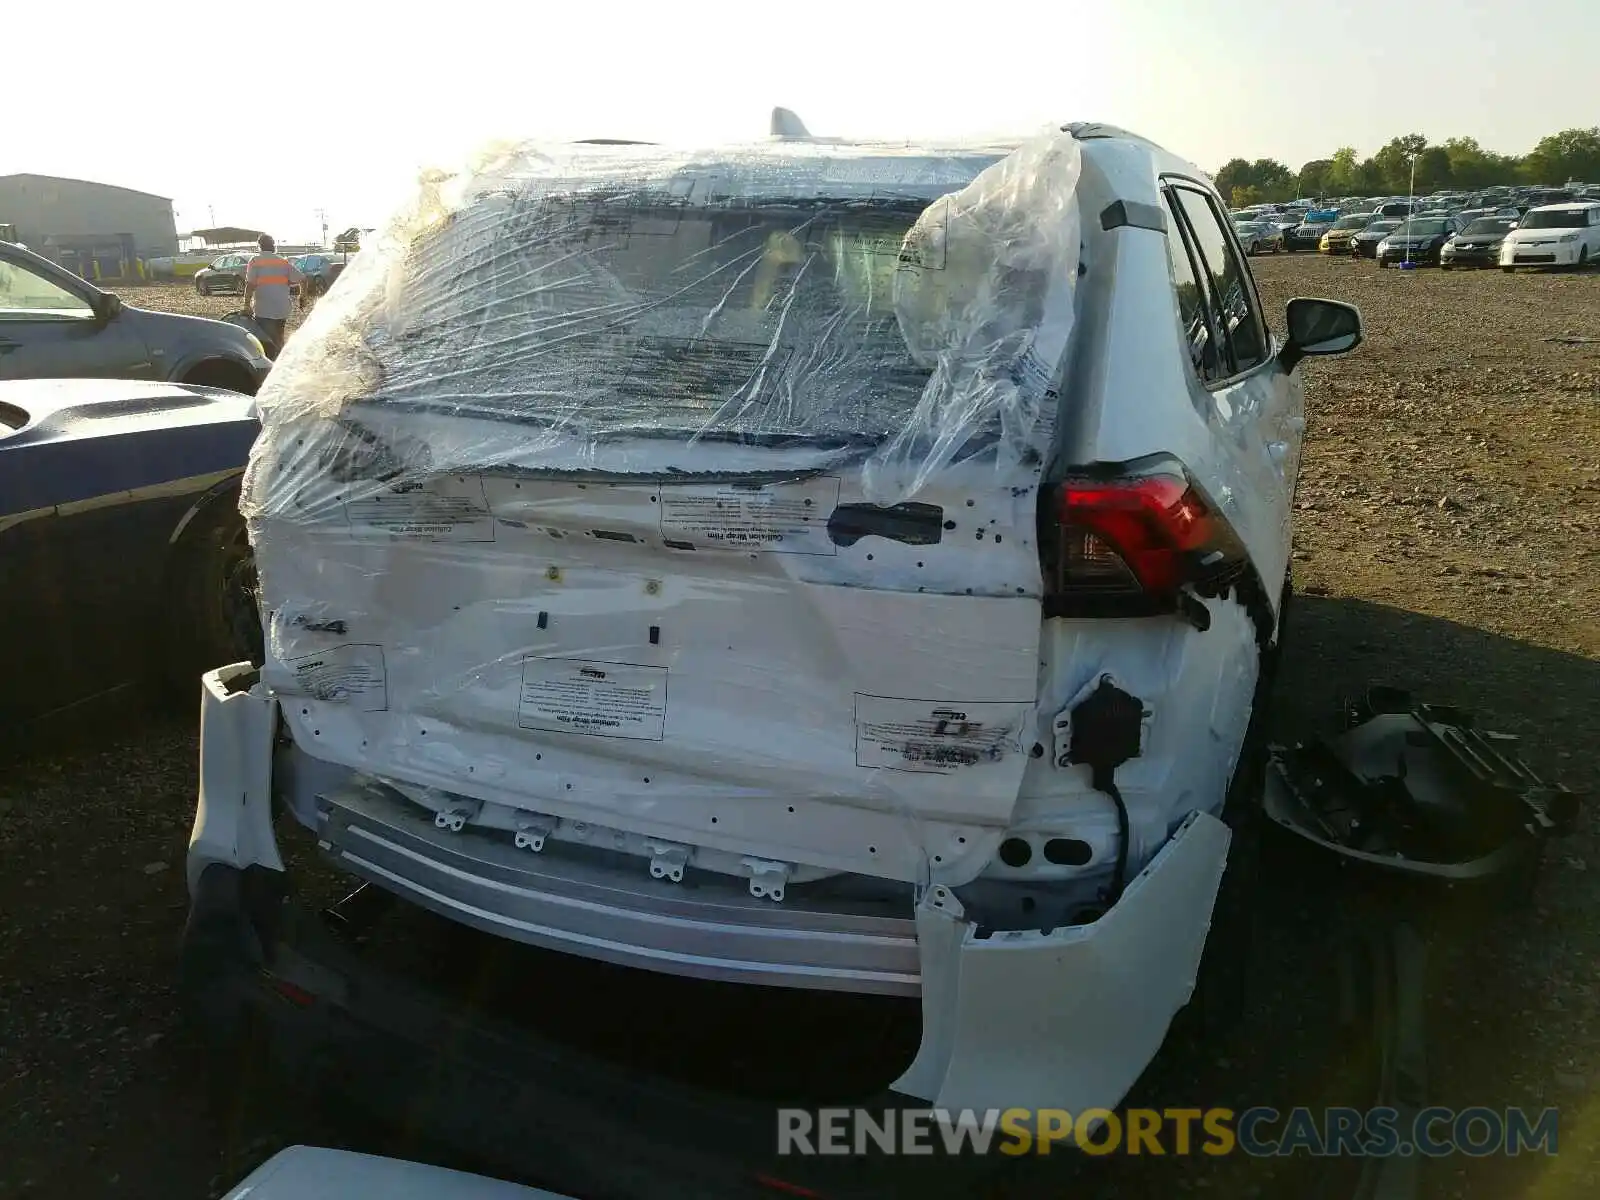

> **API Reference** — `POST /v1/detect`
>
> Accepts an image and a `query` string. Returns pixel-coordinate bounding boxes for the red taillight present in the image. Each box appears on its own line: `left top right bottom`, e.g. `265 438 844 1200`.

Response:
1043 461 1247 610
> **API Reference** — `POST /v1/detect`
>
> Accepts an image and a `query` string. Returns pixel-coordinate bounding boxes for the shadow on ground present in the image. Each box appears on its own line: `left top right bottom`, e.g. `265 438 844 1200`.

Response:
0 597 1594 1199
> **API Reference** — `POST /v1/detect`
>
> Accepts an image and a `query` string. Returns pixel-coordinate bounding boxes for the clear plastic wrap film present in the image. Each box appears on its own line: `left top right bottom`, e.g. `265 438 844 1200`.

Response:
244 130 1082 891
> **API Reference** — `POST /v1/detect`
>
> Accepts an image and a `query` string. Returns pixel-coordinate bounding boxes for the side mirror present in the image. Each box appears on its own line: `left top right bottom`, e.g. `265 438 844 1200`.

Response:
1280 297 1362 374
93 292 124 323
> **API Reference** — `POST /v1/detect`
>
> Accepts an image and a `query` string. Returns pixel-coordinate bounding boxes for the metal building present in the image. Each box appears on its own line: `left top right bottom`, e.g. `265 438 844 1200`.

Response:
0 173 179 280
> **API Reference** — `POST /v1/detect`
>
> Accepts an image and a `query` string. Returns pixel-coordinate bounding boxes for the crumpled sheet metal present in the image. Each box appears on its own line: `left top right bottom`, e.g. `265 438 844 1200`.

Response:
241 130 1082 517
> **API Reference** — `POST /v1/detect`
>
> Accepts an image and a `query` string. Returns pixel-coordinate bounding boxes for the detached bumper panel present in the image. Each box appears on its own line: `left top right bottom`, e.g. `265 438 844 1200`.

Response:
893 810 1231 1115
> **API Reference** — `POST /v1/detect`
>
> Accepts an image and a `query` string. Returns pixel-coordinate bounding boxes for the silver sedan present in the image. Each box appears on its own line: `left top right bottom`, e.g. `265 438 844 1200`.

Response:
1231 214 1285 255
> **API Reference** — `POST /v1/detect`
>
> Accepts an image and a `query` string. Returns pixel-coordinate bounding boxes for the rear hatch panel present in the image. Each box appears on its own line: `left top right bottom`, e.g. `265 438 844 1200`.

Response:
244 134 1084 889
257 455 1046 887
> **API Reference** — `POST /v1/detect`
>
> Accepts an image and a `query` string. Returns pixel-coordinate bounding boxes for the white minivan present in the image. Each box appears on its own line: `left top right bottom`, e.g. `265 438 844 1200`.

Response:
184 118 1362 1153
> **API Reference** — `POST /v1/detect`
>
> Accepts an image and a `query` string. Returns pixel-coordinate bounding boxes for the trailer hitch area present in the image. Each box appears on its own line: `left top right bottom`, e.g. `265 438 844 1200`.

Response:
1263 686 1582 883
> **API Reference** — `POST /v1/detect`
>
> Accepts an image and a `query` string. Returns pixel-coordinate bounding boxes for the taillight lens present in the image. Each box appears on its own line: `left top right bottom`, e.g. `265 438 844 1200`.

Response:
1041 459 1248 614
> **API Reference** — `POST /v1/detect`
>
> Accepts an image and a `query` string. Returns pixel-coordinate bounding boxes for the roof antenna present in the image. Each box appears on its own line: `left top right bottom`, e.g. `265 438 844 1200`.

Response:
770 107 811 138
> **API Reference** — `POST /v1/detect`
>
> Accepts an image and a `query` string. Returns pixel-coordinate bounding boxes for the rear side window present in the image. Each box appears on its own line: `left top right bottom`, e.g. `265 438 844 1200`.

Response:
1160 203 1223 380
1164 184 1269 380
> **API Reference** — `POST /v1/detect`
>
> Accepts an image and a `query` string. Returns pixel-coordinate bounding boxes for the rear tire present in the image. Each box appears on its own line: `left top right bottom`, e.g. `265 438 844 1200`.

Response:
196 278 211 296
160 491 261 695
1578 247 1590 271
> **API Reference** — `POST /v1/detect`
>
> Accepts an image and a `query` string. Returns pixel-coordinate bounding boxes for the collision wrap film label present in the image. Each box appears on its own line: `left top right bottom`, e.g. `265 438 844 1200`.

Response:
518 657 668 741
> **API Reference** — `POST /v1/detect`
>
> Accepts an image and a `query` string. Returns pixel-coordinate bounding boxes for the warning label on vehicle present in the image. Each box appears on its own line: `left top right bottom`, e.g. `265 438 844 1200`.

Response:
854 694 1022 774
285 644 389 712
518 658 668 741
344 477 494 541
658 477 840 555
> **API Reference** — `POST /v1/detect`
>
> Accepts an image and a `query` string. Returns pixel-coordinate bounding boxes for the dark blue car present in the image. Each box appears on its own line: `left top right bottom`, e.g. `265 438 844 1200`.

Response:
0 378 262 727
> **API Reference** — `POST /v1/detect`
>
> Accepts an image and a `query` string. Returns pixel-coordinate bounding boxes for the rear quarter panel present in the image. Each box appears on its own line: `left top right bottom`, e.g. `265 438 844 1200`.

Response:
1052 144 1295 602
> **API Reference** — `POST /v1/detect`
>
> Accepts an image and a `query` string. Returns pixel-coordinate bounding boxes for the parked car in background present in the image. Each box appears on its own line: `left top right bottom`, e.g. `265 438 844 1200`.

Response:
0 240 271 391
1374 200 1417 220
1231 211 1284 254
183 119 1364 1193
1440 216 1520 269
1270 211 1304 240
1500 202 1600 271
289 252 350 296
1287 208 1340 250
1376 215 1466 267
193 252 252 296
0 378 260 731
1318 213 1375 254
1349 218 1402 258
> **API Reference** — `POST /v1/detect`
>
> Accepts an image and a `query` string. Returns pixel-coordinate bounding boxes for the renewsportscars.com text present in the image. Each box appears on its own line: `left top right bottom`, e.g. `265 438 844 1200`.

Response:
777 1106 1559 1157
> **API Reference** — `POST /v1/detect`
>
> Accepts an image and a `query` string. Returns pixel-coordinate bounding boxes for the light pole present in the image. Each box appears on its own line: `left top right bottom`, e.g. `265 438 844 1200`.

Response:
1402 152 1418 269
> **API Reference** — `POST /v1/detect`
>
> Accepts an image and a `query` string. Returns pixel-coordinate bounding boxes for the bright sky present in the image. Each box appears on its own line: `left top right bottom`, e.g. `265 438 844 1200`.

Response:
7 0 1594 243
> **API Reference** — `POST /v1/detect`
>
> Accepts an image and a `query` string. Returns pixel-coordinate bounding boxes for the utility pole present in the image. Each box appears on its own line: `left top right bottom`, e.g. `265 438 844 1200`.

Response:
315 208 328 248
1402 153 1418 269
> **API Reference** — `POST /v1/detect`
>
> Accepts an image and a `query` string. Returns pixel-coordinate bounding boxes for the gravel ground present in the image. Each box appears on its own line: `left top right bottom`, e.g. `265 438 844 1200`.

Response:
1 257 1597 1199
111 282 313 333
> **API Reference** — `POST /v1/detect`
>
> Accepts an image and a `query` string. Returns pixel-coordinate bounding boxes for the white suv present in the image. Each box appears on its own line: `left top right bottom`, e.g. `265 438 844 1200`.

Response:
1500 202 1600 270
185 120 1361 1126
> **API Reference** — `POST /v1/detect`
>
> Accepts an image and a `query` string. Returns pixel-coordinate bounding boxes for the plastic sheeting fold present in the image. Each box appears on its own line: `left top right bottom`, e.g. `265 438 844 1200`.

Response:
240 129 1084 887
243 130 1081 516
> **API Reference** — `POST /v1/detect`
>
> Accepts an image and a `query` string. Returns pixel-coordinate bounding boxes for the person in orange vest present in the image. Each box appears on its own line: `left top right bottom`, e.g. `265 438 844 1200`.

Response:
242 234 304 358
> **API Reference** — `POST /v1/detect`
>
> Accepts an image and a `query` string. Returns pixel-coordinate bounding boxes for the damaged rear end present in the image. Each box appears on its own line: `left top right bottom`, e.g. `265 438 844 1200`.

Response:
196 127 1276 1118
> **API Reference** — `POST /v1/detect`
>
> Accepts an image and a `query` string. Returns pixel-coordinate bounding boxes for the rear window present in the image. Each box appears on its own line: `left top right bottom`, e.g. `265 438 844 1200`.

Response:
1518 208 1588 229
1332 215 1371 230
1462 219 1515 236
382 196 938 443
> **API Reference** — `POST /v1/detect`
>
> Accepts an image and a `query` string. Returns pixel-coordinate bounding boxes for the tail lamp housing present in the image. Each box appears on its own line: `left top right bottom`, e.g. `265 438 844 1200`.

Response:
1039 456 1250 619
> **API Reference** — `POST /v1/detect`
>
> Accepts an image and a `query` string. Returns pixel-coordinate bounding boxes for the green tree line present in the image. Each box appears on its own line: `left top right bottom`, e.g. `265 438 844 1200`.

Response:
1217 129 1600 208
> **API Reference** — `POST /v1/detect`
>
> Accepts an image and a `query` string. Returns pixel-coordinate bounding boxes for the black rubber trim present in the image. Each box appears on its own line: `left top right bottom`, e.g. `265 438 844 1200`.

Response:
1100 200 1167 233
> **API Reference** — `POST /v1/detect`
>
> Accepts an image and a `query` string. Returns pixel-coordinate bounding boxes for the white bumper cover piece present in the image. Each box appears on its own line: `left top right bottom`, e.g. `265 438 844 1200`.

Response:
188 662 282 896
222 1145 570 1200
893 810 1231 1114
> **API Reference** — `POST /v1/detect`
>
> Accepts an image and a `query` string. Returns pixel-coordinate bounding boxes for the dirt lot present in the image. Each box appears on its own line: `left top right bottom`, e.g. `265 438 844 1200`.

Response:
111 282 314 330
2 257 1597 1199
